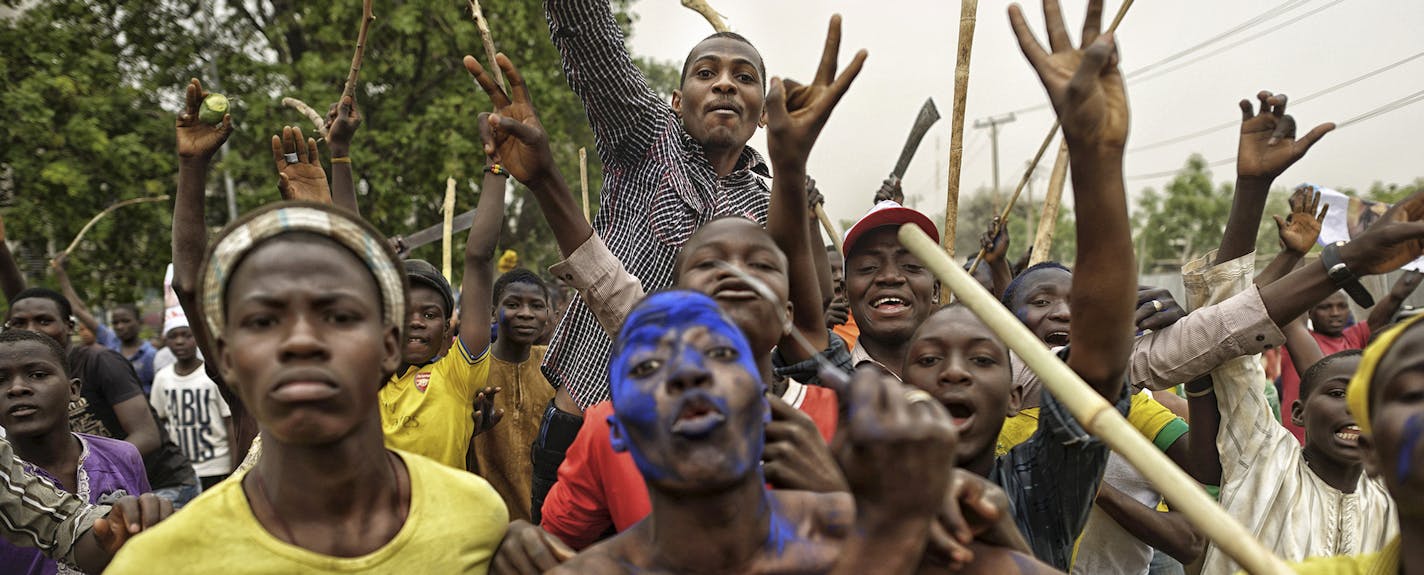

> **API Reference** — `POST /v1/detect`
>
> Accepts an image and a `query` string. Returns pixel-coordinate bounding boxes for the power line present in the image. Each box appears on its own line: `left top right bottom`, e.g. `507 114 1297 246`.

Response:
1126 0 1344 84
1126 87 1424 181
1128 49 1424 153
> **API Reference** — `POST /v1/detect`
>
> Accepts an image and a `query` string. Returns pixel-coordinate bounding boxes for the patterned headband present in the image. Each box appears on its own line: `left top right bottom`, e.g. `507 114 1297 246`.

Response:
199 202 406 338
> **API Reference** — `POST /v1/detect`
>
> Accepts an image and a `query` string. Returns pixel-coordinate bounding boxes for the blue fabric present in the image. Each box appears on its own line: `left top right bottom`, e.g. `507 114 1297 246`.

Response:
99 326 157 394
95 323 121 352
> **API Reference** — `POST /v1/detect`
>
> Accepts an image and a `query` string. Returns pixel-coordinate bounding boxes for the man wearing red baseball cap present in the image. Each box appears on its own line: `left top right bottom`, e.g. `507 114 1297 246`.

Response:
841 200 940 379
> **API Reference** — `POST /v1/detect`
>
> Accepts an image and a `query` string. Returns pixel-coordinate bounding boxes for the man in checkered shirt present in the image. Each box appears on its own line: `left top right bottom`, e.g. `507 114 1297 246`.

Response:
542 0 772 409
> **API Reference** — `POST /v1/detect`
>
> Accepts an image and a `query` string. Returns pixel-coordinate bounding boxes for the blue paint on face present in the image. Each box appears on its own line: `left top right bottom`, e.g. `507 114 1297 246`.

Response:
1399 413 1423 484
764 498 799 556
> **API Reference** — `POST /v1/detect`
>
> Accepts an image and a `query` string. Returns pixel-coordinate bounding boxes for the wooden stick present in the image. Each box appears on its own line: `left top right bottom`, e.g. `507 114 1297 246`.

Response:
58 195 170 259
466 0 506 91
898 224 1292 575
943 0 981 256
280 97 328 140
816 206 844 255
1030 141 1070 266
966 0 1136 271
442 177 456 281
681 0 730 32
342 0 375 102
579 147 591 222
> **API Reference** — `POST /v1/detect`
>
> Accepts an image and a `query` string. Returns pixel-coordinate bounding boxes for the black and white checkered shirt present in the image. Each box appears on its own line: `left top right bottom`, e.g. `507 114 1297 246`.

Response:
544 0 771 409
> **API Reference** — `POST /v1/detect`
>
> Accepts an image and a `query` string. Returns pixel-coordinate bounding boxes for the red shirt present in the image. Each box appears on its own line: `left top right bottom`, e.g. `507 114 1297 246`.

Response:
539 382 839 549
1278 322 1370 443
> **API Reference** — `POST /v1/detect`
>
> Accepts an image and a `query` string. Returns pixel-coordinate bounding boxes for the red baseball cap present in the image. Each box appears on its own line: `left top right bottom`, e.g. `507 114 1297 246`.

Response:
842 200 940 256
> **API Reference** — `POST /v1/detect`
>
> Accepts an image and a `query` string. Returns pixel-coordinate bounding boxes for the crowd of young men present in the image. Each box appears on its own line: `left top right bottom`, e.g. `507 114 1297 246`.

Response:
1 0 1423 573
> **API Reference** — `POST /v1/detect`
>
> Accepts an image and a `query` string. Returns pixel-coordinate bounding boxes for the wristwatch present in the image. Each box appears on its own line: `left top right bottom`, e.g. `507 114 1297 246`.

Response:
1320 241 1375 308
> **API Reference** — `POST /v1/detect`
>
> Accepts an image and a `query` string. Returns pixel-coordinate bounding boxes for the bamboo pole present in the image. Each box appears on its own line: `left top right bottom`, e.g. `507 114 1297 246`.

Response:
898 224 1291 575
966 0 1136 272
680 0 730 32
1030 141 1070 266
58 196 170 259
942 0 981 256
442 177 456 281
579 147 591 222
280 97 328 140
816 206 844 255
342 0 375 102
466 0 506 91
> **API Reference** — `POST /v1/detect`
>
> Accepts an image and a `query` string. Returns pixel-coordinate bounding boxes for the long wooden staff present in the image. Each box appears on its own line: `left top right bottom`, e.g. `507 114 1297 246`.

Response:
442 177 456 281
280 97 327 140
681 0 729 32
58 196 170 259
579 147 591 222
943 0 980 256
467 0 506 91
967 0 1136 272
899 224 1291 575
342 0 376 102
1029 141 1070 265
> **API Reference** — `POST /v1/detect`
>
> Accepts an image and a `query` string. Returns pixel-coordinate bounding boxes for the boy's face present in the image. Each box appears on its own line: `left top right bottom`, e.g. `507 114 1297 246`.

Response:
1293 356 1364 467
165 326 198 362
846 227 938 348
676 218 790 355
217 236 401 446
402 284 449 364
6 299 72 350
1361 325 1424 517
495 282 550 347
1309 292 1351 337
610 303 766 492
0 340 79 439
1009 267 1073 347
111 308 141 342
904 306 1017 464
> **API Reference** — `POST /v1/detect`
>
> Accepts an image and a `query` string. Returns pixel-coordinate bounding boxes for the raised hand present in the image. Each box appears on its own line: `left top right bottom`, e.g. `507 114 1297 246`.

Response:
980 217 1009 264
176 78 233 161
1275 185 1329 255
1236 92 1334 184
465 54 555 187
874 177 904 204
270 126 331 203
765 15 867 168
1009 0 1126 151
325 95 362 156
472 386 504 437
1134 286 1185 333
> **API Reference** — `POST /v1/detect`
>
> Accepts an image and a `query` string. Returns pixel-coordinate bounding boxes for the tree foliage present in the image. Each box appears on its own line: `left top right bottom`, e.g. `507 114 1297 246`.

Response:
0 0 677 312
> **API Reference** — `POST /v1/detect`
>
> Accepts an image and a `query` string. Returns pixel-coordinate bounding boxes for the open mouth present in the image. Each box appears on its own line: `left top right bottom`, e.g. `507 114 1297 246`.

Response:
870 295 911 317
1335 423 1361 444
706 101 742 117
1044 331 1070 347
670 396 727 439
941 399 976 431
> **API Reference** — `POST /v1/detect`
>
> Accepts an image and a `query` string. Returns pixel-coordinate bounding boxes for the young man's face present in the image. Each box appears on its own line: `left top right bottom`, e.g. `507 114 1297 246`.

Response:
846 227 937 347
217 236 400 446
0 340 79 440
672 37 765 152
111 308 141 343
495 282 550 348
1009 267 1073 347
904 306 1017 464
165 326 198 362
6 299 72 351
610 304 766 492
827 249 845 299
403 284 449 364
1361 324 1424 518
1310 292 1351 337
676 218 790 355
1293 356 1364 466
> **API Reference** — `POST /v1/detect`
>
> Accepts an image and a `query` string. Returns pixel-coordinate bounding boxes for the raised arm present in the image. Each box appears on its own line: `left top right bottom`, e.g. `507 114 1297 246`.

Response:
1255 186 1327 286
764 16 866 360
1218 92 1333 265
324 96 362 215
0 212 24 302
545 0 667 165
271 126 331 204
1367 270 1422 332
1010 0 1134 394
1094 485 1205 565
1282 316 1324 375
50 255 101 336
979 217 1012 299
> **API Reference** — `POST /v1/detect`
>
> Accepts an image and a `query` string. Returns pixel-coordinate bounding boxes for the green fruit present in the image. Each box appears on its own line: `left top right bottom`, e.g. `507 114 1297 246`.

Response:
198 93 229 125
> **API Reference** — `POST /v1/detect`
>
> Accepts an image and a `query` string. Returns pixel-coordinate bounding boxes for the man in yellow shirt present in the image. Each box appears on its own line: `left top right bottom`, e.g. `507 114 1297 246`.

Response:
380 160 508 469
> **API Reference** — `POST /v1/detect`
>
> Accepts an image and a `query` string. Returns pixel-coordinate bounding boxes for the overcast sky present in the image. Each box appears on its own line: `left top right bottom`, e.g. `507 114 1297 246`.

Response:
620 0 1424 230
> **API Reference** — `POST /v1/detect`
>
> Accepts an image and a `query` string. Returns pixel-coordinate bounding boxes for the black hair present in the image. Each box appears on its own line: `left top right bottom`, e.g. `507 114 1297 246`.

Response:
1001 261 1072 309
493 268 549 304
1299 349 1364 401
672 214 773 276
680 31 767 90
111 303 140 320
0 329 69 373
10 288 73 322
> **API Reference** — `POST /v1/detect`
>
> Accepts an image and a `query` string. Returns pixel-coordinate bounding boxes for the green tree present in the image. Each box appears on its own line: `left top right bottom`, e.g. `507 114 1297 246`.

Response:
1132 155 1234 272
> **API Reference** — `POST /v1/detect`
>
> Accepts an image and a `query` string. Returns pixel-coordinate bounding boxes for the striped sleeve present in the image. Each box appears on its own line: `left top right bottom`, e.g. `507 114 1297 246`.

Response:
0 436 108 567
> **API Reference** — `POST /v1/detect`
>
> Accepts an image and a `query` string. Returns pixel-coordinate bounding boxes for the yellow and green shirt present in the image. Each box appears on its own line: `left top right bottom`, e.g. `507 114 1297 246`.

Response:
381 339 491 469
998 389 1188 457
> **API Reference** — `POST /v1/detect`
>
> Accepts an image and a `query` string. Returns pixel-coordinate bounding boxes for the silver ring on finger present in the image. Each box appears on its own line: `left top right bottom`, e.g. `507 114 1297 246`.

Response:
284 152 299 164
1151 299 1164 313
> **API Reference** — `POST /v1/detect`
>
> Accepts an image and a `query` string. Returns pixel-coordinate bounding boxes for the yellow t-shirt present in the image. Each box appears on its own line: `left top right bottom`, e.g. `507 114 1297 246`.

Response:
997 390 1188 457
106 449 509 574
1253 537 1401 575
381 339 491 469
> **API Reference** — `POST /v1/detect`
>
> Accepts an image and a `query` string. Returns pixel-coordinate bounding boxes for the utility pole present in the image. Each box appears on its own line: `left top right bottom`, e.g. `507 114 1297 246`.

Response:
974 112 1016 212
